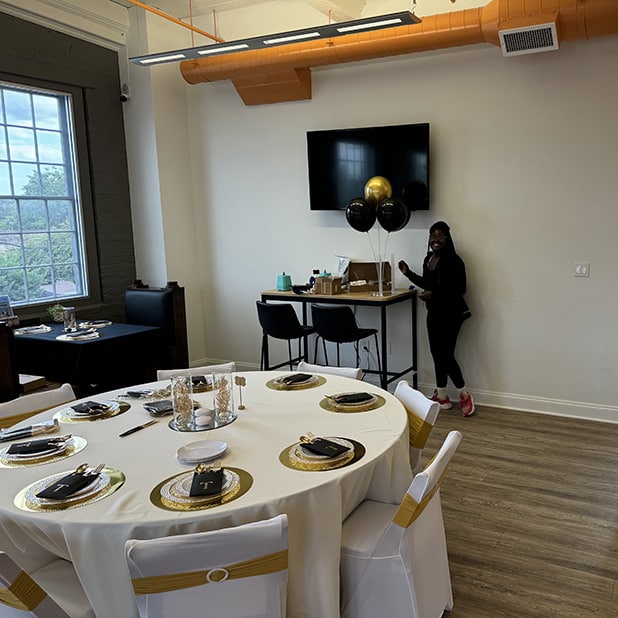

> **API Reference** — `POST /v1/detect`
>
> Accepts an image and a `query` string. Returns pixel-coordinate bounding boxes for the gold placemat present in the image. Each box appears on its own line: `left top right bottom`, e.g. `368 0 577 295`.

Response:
319 394 386 413
150 467 253 512
54 401 130 423
279 438 365 471
266 375 326 391
0 436 87 468
14 467 125 512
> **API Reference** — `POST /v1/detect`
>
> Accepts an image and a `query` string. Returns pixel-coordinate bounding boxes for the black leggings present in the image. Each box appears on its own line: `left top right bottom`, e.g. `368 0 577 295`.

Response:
426 311 465 389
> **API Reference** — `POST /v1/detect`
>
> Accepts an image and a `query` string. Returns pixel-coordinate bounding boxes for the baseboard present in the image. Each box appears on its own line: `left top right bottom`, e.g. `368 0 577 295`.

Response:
418 381 618 425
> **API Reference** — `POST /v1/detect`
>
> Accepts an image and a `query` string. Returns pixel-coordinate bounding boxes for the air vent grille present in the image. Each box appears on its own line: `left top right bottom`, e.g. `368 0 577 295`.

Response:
499 23 559 57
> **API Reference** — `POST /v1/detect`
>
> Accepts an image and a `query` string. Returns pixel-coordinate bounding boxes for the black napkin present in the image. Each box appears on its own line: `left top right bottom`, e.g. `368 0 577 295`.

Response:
189 468 224 497
71 401 108 415
191 375 210 388
300 438 351 458
88 320 110 325
36 472 99 500
7 438 63 455
331 392 374 404
125 390 153 398
280 373 313 385
143 400 174 416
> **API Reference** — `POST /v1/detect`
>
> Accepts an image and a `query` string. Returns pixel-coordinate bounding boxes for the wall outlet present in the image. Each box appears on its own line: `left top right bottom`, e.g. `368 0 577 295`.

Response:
574 262 590 277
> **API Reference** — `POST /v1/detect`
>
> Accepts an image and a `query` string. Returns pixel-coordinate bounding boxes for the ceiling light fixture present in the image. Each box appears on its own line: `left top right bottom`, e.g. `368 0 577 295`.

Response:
130 10 420 67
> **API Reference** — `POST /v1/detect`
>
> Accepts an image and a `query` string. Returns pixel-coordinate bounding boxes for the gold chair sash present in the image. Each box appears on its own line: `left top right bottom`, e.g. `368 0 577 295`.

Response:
0 570 47 611
392 466 449 528
132 549 288 595
407 409 433 449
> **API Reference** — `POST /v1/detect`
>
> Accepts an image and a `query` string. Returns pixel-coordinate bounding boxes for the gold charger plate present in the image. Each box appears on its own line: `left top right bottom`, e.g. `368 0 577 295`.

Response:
266 375 326 391
319 394 386 413
150 467 253 512
54 401 130 423
279 438 365 471
0 436 87 468
14 467 125 512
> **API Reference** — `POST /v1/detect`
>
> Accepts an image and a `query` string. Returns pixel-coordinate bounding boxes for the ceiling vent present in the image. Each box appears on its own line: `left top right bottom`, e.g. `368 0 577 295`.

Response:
499 22 559 57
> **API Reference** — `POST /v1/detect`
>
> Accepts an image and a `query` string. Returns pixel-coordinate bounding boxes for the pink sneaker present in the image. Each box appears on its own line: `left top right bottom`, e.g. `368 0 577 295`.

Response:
459 391 475 417
431 390 452 410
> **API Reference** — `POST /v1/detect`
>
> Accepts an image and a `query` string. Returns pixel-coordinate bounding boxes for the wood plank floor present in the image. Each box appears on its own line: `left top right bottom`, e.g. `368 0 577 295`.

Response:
422 405 618 617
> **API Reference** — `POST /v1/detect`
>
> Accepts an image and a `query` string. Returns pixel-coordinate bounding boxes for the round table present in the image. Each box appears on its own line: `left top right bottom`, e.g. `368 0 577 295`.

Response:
0 371 412 618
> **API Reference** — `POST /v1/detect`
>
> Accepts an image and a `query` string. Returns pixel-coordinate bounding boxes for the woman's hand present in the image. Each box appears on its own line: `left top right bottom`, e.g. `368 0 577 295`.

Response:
419 290 433 302
398 260 410 276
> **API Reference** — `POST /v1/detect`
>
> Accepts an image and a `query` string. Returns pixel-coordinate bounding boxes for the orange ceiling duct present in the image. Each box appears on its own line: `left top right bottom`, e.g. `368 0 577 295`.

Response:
180 0 618 105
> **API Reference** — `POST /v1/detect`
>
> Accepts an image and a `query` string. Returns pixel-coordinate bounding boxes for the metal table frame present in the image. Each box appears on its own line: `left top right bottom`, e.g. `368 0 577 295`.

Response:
260 289 417 389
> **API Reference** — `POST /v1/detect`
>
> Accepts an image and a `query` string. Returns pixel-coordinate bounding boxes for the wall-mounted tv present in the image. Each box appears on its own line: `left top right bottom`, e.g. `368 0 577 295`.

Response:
306 122 430 212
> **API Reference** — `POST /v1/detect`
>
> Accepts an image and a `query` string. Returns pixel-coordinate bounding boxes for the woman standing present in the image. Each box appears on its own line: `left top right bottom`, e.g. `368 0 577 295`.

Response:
398 221 475 416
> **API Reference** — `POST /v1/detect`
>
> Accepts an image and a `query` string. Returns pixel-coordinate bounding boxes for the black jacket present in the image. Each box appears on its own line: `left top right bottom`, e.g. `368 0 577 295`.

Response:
403 251 471 320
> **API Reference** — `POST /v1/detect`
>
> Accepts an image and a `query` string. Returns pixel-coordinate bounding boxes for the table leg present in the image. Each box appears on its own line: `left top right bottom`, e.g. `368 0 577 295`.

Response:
380 306 388 389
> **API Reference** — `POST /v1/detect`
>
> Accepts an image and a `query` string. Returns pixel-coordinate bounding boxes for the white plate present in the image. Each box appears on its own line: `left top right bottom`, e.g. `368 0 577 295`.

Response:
330 392 377 409
176 440 228 464
14 325 53 335
78 320 112 328
175 469 235 497
56 331 101 342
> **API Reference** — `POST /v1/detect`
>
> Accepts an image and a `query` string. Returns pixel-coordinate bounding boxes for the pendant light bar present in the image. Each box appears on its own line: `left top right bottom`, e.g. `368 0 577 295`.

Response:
130 11 420 67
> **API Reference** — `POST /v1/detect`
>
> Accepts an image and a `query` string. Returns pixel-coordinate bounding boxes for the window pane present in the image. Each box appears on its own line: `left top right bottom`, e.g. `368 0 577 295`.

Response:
48 200 72 230
4 90 33 127
0 162 11 193
33 95 59 130
0 127 7 159
23 232 50 265
7 126 36 162
40 165 67 195
0 200 19 231
0 268 25 303
12 162 39 195
37 129 63 163
25 266 52 301
50 230 75 263
20 199 47 231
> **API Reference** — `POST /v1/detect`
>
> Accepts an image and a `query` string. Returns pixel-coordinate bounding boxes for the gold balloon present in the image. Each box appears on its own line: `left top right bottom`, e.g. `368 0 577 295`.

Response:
364 176 392 206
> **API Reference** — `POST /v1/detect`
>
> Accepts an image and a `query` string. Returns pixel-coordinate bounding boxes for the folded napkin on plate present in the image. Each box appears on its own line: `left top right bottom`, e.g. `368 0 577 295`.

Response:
36 471 99 500
144 400 174 416
86 320 110 325
7 437 66 455
63 329 96 338
124 390 154 399
279 373 313 385
329 392 374 405
71 401 108 415
189 468 223 497
300 437 350 458
191 375 210 387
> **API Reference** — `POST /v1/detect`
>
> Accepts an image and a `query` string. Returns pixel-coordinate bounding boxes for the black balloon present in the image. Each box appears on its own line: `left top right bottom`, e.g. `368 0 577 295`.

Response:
376 198 410 232
345 198 376 232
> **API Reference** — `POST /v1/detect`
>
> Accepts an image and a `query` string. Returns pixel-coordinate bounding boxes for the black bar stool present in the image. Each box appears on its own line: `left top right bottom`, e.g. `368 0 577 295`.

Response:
311 304 381 375
256 301 315 370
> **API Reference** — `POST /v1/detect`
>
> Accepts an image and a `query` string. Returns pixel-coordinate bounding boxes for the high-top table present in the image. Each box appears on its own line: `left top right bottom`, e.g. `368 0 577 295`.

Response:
261 288 418 389
0 371 412 618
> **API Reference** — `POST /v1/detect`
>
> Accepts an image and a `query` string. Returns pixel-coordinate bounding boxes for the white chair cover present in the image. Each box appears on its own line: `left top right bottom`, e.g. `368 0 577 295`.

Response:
0 552 94 618
296 361 362 380
125 514 288 618
156 362 236 381
394 380 441 473
340 431 462 618
0 384 75 429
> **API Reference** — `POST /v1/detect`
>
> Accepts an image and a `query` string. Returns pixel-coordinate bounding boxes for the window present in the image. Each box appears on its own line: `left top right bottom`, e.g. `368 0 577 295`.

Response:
0 81 88 307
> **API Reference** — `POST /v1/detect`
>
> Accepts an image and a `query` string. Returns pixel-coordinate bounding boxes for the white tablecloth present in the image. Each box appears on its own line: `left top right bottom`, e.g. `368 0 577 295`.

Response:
0 371 412 618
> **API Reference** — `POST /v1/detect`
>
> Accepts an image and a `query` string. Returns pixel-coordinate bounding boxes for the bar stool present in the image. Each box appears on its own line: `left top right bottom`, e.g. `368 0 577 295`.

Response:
256 301 315 371
310 304 381 375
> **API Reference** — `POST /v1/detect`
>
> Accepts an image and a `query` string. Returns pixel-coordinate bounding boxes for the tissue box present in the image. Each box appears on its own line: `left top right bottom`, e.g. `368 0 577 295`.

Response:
314 276 342 295
347 262 392 293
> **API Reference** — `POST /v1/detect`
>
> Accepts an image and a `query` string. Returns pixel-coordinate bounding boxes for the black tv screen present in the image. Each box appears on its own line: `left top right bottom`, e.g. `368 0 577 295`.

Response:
306 122 429 212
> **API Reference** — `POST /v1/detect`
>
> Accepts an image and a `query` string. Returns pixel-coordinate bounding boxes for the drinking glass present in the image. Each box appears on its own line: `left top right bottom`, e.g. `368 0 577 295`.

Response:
212 369 235 425
62 306 77 332
171 375 194 431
